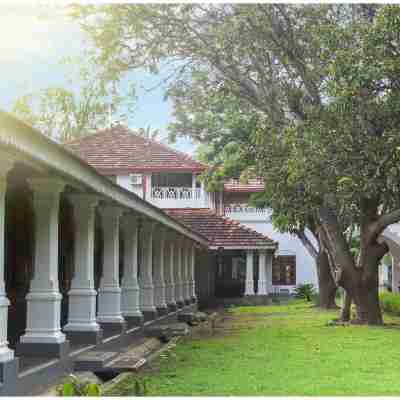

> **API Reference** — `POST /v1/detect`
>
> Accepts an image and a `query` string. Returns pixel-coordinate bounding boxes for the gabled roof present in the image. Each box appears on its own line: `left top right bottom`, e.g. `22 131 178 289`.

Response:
224 178 265 193
64 125 206 174
164 208 277 250
0 110 209 247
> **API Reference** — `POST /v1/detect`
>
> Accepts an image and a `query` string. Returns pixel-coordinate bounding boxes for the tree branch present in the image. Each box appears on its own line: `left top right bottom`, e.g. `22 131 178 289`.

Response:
295 229 318 260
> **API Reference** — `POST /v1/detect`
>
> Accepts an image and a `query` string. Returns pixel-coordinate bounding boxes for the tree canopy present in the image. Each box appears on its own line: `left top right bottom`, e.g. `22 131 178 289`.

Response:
71 4 400 323
12 55 136 142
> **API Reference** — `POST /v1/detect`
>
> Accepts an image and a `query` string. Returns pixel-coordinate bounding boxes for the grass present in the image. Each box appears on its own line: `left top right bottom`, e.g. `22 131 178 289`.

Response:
107 300 400 396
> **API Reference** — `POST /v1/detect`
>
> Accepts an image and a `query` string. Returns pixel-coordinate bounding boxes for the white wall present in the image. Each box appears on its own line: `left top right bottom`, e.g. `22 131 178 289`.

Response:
242 221 318 288
116 175 144 198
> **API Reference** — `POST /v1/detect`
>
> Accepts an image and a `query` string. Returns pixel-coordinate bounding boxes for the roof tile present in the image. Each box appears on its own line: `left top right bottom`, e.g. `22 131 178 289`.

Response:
164 208 276 249
65 125 206 174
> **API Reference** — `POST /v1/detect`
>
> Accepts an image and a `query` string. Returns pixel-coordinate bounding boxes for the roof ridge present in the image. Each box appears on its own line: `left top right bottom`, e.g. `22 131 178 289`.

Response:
63 124 130 145
65 125 206 169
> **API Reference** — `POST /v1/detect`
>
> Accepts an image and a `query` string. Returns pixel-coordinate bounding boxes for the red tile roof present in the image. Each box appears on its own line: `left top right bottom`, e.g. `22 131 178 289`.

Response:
164 208 276 249
64 125 206 174
224 178 265 193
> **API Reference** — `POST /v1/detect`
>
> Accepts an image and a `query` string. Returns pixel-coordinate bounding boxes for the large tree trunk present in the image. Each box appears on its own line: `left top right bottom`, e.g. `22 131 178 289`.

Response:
316 250 338 309
349 266 383 325
296 229 338 309
340 289 352 321
318 201 386 325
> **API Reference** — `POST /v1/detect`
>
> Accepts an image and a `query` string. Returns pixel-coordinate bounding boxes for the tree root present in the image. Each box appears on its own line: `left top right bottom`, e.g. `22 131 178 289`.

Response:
326 318 349 326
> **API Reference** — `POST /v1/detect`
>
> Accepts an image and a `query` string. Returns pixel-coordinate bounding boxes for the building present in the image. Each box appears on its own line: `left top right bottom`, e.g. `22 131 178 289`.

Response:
0 112 209 394
0 113 280 394
66 125 318 298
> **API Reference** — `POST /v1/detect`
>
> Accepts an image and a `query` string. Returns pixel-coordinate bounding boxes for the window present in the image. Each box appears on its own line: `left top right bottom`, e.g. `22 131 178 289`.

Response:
272 255 296 285
130 174 142 185
152 172 192 187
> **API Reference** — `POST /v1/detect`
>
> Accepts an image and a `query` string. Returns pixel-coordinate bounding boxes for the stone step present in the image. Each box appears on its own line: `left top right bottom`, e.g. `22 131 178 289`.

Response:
105 354 147 373
178 311 209 325
144 322 189 340
74 351 119 372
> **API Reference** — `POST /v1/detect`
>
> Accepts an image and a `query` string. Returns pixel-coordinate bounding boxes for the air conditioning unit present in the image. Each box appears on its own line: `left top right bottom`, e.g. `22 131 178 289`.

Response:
130 174 142 185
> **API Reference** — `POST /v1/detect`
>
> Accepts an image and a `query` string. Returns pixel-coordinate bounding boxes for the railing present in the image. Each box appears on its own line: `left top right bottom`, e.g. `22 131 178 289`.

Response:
225 205 268 214
224 205 270 221
150 186 207 208
151 186 201 200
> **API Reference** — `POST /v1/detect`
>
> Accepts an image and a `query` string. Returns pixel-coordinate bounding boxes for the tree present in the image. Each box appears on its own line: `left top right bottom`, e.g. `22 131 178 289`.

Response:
12 56 135 142
137 125 161 140
71 4 400 324
172 75 339 309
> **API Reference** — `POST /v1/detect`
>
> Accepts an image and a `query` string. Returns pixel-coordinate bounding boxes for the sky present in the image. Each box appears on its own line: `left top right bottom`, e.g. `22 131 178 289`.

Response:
0 3 197 154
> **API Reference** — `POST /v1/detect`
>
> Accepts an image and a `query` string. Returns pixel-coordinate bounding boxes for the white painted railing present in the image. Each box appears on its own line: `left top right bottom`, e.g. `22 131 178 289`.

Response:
225 205 271 222
150 186 208 208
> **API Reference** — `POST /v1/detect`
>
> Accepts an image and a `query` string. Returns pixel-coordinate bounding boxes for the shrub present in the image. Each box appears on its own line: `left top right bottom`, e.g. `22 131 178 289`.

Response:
379 292 400 315
293 283 316 302
57 375 101 396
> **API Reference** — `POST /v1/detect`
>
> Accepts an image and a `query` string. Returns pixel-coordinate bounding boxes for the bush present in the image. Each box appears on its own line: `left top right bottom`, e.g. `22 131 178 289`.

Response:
57 375 101 396
379 292 400 315
293 283 316 302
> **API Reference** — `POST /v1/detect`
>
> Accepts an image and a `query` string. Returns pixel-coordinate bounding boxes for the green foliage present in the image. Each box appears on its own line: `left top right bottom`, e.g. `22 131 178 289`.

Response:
379 292 400 315
293 283 316 301
57 375 101 396
137 125 161 140
70 4 400 322
12 55 136 142
132 378 148 396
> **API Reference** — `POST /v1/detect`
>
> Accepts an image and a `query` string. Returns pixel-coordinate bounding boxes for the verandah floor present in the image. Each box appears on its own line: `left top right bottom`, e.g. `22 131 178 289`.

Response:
106 300 400 396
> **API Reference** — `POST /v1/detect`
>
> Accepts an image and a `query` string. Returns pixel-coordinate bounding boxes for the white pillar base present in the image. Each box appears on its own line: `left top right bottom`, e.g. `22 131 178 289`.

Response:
64 288 100 332
176 284 185 306
165 284 175 306
97 286 124 324
121 284 143 318
140 284 157 313
245 281 255 296
154 281 168 310
258 280 268 295
0 297 14 362
20 291 66 344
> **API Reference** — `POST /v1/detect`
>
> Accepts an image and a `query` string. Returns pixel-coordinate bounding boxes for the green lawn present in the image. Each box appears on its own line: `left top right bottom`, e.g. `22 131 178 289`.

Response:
107 301 400 396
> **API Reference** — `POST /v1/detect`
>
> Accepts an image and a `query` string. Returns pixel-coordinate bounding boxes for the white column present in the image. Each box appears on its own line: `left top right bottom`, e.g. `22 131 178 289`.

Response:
244 250 255 295
164 239 177 311
121 214 143 326
63 194 102 344
97 205 125 327
144 173 152 201
153 226 168 315
258 250 268 295
20 178 67 351
0 158 15 362
139 221 157 320
181 241 188 304
191 174 196 194
266 252 273 294
392 255 400 293
189 244 197 302
174 239 185 307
